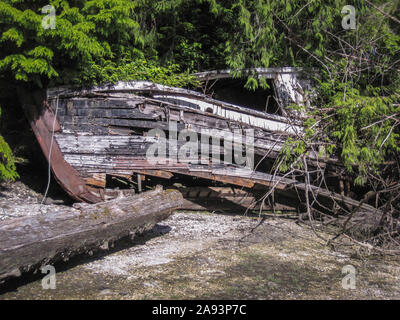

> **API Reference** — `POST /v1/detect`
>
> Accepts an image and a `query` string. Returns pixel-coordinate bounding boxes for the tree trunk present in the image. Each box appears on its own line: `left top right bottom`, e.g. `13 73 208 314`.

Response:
0 187 183 282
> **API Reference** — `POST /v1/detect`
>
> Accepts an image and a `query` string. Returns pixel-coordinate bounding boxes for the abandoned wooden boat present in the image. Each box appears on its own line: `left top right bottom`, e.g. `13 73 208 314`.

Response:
18 68 381 225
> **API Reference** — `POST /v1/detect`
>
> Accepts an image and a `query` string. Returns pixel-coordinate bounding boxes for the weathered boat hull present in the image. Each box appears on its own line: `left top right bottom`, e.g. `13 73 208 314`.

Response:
40 81 302 202
19 81 380 227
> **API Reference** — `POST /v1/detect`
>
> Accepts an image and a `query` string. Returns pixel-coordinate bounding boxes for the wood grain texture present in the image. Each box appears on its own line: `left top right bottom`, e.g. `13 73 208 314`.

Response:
0 188 183 282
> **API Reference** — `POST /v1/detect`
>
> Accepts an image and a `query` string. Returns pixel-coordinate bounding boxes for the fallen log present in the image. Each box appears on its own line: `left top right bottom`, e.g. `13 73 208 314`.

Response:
0 187 183 283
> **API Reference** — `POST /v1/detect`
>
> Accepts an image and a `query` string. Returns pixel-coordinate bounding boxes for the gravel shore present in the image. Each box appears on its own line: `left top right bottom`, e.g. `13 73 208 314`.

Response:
0 178 399 299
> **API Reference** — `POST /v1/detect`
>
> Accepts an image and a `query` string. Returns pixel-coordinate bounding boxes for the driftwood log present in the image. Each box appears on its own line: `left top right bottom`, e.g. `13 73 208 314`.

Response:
0 187 183 283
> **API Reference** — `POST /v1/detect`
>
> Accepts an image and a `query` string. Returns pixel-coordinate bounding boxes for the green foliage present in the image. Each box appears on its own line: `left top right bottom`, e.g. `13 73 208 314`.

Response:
206 0 363 79
0 0 195 87
0 107 18 182
277 137 306 172
318 83 400 185
80 59 200 87
268 0 400 186
0 134 18 181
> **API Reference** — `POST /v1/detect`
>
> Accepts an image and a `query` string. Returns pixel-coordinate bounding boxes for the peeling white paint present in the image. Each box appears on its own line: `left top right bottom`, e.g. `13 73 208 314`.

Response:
153 95 300 134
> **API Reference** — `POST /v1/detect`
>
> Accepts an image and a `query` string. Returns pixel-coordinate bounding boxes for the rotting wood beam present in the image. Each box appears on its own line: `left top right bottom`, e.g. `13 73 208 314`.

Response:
0 188 183 283
166 169 255 188
131 169 174 179
165 166 383 230
192 67 307 81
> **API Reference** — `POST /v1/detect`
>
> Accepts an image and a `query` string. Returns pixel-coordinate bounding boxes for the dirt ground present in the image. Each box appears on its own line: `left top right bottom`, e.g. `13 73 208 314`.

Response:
0 179 399 300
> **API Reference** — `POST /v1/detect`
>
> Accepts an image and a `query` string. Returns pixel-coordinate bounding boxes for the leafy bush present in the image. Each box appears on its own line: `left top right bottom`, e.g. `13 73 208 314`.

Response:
0 107 18 181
